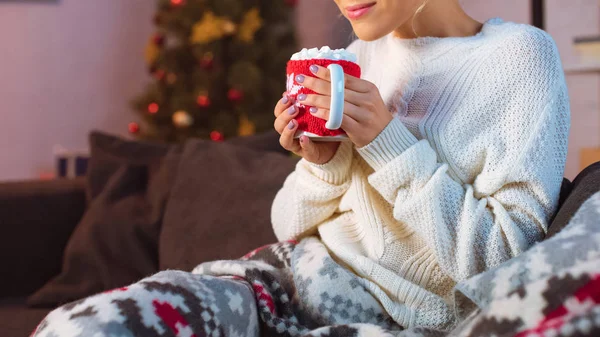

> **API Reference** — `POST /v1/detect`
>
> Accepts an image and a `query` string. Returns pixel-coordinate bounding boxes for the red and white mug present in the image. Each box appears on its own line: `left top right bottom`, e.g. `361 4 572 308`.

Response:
286 47 361 141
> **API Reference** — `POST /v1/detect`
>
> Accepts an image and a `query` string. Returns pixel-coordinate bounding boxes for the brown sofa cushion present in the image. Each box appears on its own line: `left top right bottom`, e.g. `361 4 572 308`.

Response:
547 162 600 238
27 132 182 308
228 130 289 155
26 130 290 307
159 139 298 271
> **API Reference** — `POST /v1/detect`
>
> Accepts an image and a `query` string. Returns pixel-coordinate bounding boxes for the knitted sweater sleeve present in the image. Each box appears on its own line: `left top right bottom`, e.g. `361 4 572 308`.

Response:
271 141 354 241
270 39 364 242
356 30 570 281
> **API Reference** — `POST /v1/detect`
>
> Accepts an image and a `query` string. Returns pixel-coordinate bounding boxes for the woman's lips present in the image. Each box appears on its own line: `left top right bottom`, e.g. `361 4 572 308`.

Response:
346 2 376 20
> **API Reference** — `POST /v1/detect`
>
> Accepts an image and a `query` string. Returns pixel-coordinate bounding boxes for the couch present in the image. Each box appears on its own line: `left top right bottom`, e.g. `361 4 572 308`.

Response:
1 130 598 337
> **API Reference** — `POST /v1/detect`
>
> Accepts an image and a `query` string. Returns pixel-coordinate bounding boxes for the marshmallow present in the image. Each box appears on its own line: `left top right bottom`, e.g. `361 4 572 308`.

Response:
290 46 358 63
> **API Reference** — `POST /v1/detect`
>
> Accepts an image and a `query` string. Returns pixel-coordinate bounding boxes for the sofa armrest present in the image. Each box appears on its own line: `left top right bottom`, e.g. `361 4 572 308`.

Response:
0 178 86 297
547 162 600 239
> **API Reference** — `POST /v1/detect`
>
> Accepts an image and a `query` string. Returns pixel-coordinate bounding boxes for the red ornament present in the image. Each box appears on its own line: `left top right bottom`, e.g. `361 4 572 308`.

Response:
128 122 140 134
227 88 244 103
153 33 165 46
154 69 166 81
148 103 159 114
197 95 211 107
200 54 214 70
210 130 224 142
170 0 185 6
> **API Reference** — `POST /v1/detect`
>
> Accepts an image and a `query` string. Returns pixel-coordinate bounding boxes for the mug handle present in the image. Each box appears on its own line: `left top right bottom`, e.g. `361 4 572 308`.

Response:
325 63 345 130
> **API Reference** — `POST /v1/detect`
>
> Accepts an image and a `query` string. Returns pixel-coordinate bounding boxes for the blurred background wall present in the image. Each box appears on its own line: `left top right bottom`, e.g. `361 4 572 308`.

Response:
0 0 596 180
545 0 600 180
0 0 154 181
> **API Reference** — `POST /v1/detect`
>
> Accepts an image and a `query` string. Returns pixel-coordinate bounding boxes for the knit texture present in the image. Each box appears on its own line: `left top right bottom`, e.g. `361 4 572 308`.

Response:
271 17 570 330
286 59 361 137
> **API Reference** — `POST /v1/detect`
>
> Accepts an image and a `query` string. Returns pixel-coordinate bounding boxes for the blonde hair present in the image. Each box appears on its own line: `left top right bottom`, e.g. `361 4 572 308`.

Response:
412 0 431 37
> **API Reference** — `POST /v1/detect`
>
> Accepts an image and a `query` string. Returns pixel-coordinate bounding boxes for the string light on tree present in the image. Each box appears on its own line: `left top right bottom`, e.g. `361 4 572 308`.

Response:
210 130 224 142
153 33 165 46
170 0 185 7
197 93 211 108
222 20 237 36
238 113 256 136
227 88 244 103
128 122 140 134
200 52 214 69
166 73 177 85
154 69 166 81
148 103 159 114
172 110 193 128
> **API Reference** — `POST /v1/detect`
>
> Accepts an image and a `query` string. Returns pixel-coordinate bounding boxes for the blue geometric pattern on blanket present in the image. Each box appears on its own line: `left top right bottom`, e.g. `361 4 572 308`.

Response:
318 292 381 322
292 237 397 329
455 191 600 313
32 271 258 337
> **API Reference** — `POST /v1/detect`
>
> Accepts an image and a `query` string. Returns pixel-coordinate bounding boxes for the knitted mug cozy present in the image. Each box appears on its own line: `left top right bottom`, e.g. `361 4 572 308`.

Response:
286 59 361 138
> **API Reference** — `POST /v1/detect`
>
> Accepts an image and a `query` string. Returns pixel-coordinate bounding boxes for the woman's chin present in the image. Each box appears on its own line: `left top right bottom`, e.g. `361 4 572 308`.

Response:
351 25 389 42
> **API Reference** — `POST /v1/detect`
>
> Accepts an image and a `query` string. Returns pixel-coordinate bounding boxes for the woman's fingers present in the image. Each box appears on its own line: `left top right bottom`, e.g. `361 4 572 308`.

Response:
296 74 330 96
343 74 373 93
274 105 298 134
308 101 363 125
308 65 371 93
298 90 367 120
307 106 329 120
279 119 302 153
298 135 318 160
339 112 360 134
343 89 367 107
340 101 364 122
298 94 330 110
274 94 292 117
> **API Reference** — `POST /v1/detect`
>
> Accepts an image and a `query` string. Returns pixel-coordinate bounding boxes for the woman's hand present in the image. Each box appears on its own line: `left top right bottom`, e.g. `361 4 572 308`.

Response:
273 94 340 165
294 65 393 148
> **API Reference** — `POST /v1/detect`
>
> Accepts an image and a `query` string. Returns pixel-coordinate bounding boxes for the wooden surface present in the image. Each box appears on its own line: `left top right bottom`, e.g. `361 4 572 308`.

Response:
575 40 600 63
581 147 600 170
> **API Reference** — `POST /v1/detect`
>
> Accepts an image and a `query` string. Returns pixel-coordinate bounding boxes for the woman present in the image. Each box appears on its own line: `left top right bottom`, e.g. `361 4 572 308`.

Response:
271 0 569 329
33 0 569 336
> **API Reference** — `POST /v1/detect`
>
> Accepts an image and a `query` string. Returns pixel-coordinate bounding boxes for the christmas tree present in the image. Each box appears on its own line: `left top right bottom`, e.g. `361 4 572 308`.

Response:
131 0 298 142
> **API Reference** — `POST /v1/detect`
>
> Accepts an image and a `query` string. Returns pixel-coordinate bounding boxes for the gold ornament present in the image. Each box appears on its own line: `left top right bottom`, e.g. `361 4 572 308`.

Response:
237 8 263 43
172 110 194 128
222 20 237 35
238 113 256 136
190 12 237 44
166 73 177 84
145 37 160 65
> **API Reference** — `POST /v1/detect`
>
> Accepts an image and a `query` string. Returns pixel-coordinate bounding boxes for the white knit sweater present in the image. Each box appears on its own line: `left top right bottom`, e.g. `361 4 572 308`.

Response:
271 18 570 330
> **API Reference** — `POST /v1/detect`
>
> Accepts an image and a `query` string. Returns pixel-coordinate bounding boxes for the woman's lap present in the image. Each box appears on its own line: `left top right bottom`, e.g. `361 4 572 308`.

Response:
32 239 402 337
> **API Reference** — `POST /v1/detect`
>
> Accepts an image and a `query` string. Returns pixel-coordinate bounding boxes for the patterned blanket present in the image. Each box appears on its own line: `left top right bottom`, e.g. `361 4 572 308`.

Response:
450 191 600 336
32 193 600 337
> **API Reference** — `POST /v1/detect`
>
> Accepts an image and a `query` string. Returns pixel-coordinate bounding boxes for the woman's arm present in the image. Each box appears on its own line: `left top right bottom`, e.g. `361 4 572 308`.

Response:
271 140 353 241
357 29 570 281
271 40 365 241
